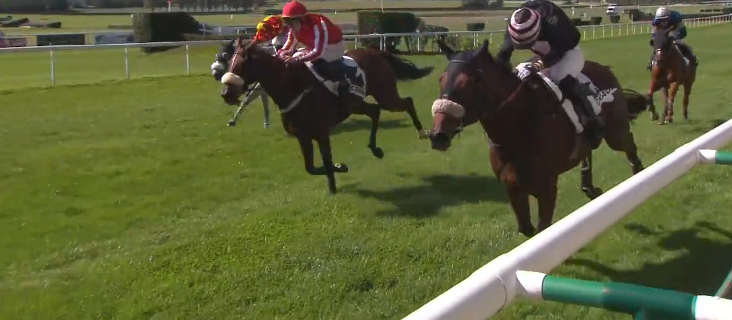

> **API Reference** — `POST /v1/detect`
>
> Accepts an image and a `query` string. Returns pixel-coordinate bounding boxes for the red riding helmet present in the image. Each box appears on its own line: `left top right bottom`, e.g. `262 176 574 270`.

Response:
282 1 308 18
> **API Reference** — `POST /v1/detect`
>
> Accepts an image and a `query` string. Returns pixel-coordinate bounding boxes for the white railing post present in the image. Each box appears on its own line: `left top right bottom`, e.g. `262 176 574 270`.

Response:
50 49 56 85
185 45 190 75
124 47 130 79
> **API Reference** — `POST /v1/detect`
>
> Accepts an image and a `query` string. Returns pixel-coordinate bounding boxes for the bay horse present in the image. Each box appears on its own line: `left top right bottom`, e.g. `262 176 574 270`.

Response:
221 37 433 194
428 40 648 237
646 28 697 125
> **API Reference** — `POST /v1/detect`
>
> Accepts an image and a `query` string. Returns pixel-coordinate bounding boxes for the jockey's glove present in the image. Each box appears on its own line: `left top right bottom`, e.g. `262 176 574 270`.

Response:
526 61 544 73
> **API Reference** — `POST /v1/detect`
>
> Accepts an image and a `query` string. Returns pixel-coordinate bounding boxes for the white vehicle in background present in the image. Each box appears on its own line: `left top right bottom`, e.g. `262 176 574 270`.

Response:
606 3 619 15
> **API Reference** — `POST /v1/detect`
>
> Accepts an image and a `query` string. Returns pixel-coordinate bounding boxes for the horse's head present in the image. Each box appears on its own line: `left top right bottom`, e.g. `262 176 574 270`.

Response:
651 29 677 70
220 37 279 105
430 39 513 151
211 39 236 81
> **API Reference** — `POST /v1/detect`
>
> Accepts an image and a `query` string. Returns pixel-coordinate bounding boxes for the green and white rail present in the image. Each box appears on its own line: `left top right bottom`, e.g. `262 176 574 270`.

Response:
402 119 732 319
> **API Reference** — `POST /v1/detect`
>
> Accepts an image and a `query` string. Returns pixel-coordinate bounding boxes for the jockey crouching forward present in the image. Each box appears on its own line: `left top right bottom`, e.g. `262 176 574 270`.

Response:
277 1 350 102
648 7 698 71
253 15 289 51
496 0 603 149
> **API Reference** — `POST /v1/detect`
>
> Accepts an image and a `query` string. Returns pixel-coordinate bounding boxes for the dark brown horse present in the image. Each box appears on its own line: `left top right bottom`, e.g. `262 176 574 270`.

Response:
221 37 433 194
647 28 697 125
429 40 648 237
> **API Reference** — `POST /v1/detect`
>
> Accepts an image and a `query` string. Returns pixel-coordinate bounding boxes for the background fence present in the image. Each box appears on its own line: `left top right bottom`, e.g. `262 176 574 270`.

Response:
0 14 730 87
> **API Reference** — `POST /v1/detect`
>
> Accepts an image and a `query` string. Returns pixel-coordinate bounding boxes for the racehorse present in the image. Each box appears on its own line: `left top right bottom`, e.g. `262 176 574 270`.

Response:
429 40 648 237
221 37 433 194
646 27 697 125
212 39 273 128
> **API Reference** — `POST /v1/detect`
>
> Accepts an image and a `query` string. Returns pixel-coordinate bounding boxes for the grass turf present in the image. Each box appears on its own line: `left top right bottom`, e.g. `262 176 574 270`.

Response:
1 23 732 320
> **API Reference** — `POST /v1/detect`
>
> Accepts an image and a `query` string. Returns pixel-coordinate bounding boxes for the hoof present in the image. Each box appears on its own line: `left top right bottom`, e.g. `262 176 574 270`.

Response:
227 120 237 127
519 225 536 238
538 222 552 233
582 187 603 200
263 123 270 129
418 130 429 139
631 164 644 175
371 147 385 159
334 163 349 173
650 112 659 121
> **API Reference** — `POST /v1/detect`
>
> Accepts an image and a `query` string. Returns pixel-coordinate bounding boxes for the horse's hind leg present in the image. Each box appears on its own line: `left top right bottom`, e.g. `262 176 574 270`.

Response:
580 154 603 200
364 102 385 159
605 127 644 175
646 82 660 122
682 80 693 121
371 79 428 139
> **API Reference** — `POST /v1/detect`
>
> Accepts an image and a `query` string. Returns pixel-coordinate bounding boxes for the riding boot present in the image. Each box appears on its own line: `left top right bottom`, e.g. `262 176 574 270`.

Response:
647 50 655 71
561 76 604 150
328 60 351 102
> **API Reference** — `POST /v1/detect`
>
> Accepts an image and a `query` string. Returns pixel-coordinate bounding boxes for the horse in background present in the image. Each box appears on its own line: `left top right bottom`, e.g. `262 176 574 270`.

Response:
211 39 274 128
646 27 697 125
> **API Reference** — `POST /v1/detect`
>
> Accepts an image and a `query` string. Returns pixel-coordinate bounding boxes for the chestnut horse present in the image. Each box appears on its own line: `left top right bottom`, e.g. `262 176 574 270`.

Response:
221 38 433 194
646 28 697 125
429 40 647 237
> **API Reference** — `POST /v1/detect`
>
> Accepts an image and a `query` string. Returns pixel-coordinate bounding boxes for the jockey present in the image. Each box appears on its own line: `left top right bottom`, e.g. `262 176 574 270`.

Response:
648 7 698 70
495 0 603 147
253 15 289 51
276 1 349 100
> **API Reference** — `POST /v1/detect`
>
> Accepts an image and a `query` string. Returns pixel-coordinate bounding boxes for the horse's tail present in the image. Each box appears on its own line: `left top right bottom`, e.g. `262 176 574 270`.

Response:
622 88 648 121
380 51 434 81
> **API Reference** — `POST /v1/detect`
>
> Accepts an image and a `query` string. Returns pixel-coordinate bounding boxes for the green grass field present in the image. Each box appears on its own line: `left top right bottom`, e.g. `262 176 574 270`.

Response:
1 22 732 320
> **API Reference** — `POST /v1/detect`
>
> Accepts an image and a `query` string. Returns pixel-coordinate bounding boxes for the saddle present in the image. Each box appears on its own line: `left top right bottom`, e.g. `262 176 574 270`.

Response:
304 57 367 99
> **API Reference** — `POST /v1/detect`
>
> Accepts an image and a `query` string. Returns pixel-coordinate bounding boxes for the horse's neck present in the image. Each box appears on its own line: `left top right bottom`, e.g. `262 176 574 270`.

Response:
481 78 532 143
252 56 307 109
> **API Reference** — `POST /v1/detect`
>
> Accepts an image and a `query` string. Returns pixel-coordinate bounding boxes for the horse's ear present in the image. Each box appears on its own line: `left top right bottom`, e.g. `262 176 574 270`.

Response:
436 38 454 60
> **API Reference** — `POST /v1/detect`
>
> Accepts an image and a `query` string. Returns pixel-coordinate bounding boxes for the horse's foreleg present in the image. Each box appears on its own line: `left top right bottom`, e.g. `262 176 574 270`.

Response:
316 135 348 195
507 185 534 237
580 154 603 200
261 92 271 128
536 176 559 233
646 82 660 121
659 86 670 125
364 102 384 159
666 82 680 124
227 88 261 127
297 135 319 176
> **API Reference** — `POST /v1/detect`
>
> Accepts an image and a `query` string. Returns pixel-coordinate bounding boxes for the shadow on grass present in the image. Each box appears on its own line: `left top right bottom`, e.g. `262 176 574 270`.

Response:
566 221 732 296
354 173 507 218
331 118 410 135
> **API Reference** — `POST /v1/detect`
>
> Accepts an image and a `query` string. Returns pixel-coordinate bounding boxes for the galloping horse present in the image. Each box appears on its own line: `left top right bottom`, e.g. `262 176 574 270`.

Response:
211 39 274 128
429 40 647 237
221 37 433 194
646 27 697 125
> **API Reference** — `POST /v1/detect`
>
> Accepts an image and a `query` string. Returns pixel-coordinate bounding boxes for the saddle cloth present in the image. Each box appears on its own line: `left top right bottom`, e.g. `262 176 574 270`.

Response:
520 64 618 133
302 55 367 99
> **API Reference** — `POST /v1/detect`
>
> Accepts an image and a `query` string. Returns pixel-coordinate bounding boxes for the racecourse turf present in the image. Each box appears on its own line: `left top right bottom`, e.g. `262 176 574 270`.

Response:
2 23 732 320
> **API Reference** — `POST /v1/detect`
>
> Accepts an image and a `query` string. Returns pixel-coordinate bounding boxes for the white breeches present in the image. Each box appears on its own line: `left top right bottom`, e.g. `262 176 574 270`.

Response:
541 46 584 83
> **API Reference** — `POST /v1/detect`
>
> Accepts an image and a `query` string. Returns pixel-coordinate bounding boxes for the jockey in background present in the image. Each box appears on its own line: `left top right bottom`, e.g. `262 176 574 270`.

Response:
253 15 289 51
277 1 350 101
496 0 603 148
648 7 698 70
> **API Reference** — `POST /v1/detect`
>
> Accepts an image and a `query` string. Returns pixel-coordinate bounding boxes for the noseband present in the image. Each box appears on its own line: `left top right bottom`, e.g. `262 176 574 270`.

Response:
440 59 486 132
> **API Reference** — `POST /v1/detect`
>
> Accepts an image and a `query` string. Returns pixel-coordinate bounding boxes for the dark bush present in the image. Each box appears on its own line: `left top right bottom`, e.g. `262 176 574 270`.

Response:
610 15 621 23
590 16 602 25
466 22 485 31
133 12 202 54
